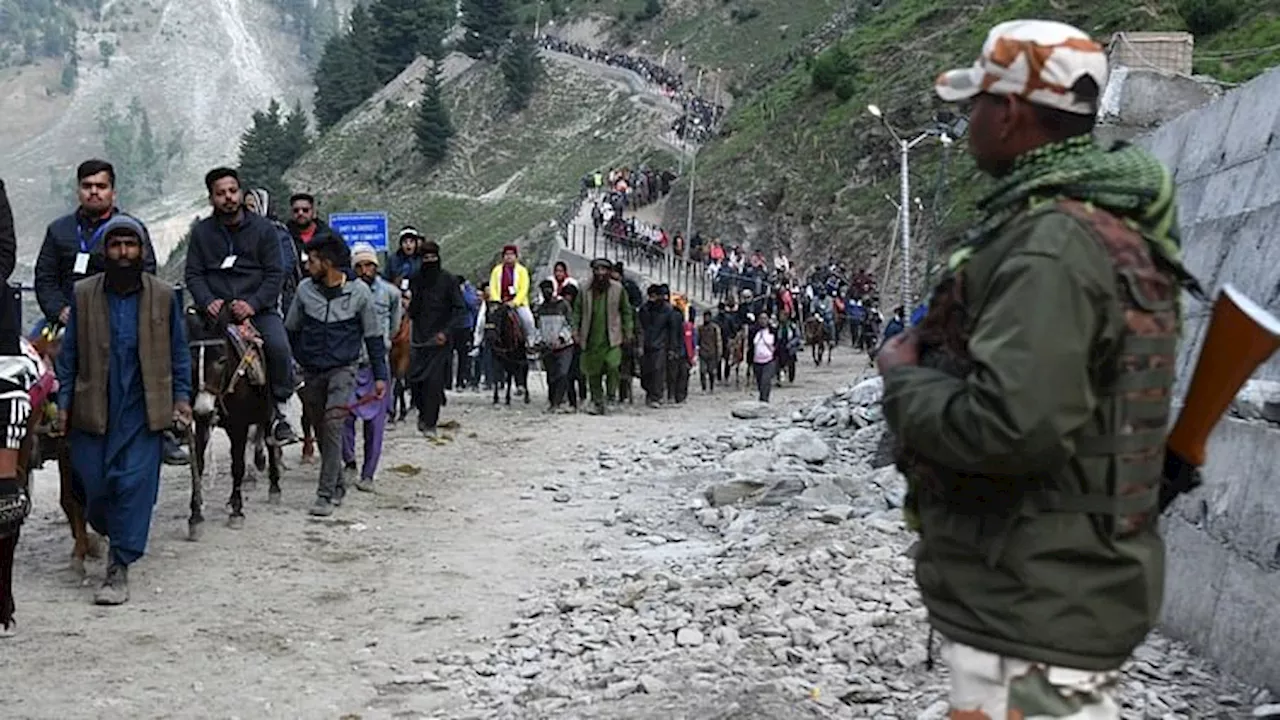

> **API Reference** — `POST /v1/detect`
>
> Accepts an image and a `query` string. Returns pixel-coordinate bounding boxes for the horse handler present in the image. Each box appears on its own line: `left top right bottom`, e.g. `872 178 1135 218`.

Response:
342 244 401 492
572 258 633 415
408 240 466 435
286 236 387 516
55 217 192 605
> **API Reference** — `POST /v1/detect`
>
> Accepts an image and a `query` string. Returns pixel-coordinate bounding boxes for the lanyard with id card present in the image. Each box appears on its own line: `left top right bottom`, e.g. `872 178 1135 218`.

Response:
74 224 108 275
220 226 238 270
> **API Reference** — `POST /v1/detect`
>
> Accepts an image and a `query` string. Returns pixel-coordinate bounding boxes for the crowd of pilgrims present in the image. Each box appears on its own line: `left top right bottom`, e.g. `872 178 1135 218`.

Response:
537 34 725 144
0 157 916 616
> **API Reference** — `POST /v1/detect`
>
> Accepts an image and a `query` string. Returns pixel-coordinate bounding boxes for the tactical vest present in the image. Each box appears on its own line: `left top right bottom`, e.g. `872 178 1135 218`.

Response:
899 198 1179 537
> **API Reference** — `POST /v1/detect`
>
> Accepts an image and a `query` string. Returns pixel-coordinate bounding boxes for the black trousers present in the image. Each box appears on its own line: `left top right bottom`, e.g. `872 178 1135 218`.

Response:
641 351 666 403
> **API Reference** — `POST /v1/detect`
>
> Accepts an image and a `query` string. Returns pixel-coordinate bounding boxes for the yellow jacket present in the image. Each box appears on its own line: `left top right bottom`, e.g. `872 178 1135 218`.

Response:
488 262 531 307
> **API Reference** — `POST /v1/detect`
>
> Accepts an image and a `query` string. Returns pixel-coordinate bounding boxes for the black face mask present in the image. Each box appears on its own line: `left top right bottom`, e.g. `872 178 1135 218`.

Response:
105 258 143 295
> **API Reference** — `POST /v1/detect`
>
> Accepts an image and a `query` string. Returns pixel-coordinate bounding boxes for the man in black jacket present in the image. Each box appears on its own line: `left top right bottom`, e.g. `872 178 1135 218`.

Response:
184 168 297 445
637 284 678 408
33 160 183 465
407 240 466 436
35 160 157 326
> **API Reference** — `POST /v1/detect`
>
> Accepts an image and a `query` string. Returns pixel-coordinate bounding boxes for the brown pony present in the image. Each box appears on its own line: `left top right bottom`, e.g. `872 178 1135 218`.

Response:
726 328 747 388
28 329 105 576
390 313 412 421
805 315 830 366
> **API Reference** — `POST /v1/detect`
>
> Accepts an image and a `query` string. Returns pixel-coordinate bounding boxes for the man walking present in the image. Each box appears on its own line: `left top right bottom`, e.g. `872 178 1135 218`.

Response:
750 312 776 402
697 311 721 393
408 240 466 436
572 258 633 415
453 275 480 390
341 243 400 493
637 284 677 408
185 168 298 446
55 216 192 605
286 236 387 516
536 279 575 412
34 160 187 466
879 20 1192 719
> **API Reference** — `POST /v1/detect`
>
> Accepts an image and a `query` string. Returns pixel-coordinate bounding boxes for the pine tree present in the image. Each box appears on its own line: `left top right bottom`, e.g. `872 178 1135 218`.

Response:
369 0 451 84
312 6 380 131
282 101 311 163
500 34 542 112
459 0 515 60
415 58 454 167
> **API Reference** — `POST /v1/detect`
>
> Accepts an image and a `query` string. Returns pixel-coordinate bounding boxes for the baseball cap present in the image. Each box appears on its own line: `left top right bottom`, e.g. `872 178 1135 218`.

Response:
935 19 1108 115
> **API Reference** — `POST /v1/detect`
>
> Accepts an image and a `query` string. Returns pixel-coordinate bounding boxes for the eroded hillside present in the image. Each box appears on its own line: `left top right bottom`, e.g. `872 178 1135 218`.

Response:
0 0 320 271
284 50 680 280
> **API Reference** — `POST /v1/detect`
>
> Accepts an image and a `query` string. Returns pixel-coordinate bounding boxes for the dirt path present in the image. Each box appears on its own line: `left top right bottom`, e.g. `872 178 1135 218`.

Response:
7 351 868 718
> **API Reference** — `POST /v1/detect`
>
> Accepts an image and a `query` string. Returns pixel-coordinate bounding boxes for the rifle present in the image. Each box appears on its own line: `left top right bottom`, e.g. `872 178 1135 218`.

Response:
1160 284 1280 510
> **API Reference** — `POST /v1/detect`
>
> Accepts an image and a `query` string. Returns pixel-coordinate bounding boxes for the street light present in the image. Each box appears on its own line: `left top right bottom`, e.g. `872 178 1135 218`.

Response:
866 104 952 311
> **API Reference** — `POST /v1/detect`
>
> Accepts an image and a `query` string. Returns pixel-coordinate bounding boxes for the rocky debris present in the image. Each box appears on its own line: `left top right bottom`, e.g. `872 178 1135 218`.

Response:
431 376 1265 719
1230 379 1280 424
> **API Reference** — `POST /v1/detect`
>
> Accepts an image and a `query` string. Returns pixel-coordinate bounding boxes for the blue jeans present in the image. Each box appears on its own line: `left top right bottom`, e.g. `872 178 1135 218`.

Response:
253 312 294 404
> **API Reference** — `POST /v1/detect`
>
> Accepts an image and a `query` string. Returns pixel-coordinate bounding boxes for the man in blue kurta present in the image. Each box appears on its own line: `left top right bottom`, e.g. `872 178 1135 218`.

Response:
56 216 192 605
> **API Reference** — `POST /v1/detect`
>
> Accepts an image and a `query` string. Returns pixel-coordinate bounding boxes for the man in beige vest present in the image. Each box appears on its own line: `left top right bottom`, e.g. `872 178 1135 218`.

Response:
572 258 633 415
55 216 192 606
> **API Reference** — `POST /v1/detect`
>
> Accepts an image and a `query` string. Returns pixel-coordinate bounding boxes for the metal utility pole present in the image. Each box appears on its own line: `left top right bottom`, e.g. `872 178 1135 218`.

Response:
867 104 953 311
685 149 697 240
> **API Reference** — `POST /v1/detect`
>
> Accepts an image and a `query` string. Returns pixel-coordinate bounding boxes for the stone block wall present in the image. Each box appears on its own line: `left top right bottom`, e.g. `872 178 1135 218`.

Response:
1136 66 1280 692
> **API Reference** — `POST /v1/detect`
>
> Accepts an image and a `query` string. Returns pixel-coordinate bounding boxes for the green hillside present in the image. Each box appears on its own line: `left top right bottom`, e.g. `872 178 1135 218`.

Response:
645 0 1277 293
283 53 679 280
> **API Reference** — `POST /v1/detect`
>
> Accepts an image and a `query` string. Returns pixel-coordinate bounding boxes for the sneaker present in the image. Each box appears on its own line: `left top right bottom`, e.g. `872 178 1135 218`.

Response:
93 564 129 606
308 498 334 516
162 432 190 466
355 477 376 493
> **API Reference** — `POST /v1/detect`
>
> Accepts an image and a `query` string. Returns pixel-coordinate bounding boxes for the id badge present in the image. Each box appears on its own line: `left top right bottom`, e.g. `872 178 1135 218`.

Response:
221 255 237 269
73 252 90 275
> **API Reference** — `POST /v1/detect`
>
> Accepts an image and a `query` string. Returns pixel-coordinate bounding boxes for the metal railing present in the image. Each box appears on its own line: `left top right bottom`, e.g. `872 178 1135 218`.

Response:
560 223 715 305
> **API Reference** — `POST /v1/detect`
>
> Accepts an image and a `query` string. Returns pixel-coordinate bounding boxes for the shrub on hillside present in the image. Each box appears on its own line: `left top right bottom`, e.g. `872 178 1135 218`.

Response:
1177 0 1239 36
809 45 857 100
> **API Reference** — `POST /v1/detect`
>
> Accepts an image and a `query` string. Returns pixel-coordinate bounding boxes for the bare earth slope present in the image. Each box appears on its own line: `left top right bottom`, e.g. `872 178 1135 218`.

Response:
0 0 312 272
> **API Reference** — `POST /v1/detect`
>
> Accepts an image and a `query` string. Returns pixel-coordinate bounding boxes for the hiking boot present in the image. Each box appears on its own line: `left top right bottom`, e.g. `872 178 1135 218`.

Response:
308 498 334 516
355 477 376 493
94 564 129 606
162 432 189 466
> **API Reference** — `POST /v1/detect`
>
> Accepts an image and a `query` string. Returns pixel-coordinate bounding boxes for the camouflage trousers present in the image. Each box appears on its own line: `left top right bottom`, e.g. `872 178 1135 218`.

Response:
943 640 1121 719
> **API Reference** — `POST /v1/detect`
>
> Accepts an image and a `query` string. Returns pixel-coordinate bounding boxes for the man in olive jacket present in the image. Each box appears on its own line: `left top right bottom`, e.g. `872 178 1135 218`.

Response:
878 20 1192 719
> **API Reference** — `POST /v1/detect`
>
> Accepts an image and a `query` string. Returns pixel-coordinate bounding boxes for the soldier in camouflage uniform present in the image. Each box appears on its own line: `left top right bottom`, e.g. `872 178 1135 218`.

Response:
878 20 1196 720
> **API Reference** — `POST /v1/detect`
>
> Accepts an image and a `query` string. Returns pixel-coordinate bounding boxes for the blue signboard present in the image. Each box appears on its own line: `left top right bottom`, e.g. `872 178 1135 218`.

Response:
328 211 389 252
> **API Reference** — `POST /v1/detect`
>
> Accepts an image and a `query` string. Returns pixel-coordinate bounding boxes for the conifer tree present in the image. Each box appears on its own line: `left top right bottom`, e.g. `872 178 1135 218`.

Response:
312 5 380 131
500 34 542 112
370 0 451 84
236 99 312 209
415 58 454 167
459 0 515 60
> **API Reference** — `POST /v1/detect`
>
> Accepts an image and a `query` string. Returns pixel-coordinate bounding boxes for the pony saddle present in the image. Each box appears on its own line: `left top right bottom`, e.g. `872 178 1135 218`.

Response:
186 307 268 388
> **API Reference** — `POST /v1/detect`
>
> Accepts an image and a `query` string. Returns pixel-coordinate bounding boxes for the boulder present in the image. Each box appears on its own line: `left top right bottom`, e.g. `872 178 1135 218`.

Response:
731 401 773 419
772 428 831 464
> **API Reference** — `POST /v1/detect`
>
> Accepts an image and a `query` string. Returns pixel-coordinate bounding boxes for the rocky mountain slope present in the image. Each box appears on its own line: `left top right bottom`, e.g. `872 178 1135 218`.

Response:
0 0 327 276
283 48 681 280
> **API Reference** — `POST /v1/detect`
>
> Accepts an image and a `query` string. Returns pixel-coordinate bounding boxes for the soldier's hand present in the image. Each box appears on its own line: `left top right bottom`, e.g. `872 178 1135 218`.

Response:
876 331 920 374
207 299 225 318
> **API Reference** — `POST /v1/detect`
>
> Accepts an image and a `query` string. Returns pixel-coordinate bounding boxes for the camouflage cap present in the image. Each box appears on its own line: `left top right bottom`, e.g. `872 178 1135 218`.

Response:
935 19 1108 115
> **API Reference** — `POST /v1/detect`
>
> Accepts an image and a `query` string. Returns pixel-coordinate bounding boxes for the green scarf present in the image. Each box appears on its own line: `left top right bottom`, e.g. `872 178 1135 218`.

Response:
948 136 1199 296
